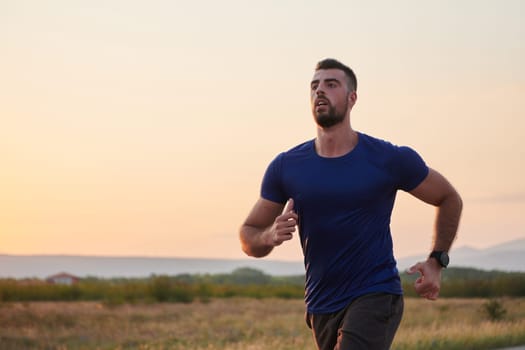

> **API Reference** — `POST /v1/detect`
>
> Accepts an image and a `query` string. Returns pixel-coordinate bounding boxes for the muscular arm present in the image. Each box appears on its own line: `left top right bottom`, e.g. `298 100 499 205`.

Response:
410 168 463 252
239 198 297 258
407 168 463 300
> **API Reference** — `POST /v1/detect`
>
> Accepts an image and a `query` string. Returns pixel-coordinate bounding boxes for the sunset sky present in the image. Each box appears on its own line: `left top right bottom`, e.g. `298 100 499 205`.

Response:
1 0 524 263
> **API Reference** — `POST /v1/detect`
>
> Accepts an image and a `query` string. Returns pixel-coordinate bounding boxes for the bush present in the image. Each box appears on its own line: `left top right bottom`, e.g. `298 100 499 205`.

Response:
482 299 507 321
149 276 194 303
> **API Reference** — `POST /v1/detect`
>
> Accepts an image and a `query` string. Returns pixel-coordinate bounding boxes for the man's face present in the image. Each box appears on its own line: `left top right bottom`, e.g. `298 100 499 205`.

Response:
310 69 356 128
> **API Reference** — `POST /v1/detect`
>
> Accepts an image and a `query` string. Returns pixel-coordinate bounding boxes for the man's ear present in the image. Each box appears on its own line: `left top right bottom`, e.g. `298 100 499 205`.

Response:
348 91 357 106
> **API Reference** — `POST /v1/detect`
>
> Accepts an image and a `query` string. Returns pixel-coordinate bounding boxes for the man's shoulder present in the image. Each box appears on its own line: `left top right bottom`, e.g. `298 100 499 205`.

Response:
283 139 315 156
267 139 314 168
359 132 399 154
359 132 423 160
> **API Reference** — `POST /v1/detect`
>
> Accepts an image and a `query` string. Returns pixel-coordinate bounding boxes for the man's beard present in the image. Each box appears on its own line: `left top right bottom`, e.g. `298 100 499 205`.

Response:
314 101 348 128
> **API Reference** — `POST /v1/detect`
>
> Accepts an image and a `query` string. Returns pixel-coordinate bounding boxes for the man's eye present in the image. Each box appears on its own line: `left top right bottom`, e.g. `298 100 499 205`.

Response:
328 83 336 88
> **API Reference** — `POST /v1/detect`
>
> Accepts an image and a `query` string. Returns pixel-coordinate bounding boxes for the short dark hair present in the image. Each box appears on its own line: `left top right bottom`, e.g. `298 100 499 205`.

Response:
315 58 357 91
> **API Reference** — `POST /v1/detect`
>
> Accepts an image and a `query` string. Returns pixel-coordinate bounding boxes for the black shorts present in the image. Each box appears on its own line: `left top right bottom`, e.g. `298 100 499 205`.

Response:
306 293 404 350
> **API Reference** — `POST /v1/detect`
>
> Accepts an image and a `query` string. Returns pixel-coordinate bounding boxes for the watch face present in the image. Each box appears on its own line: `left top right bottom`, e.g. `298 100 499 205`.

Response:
430 251 449 267
441 252 450 267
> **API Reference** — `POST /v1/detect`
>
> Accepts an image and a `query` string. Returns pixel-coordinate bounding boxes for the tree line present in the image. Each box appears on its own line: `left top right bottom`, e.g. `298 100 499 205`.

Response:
1 267 523 303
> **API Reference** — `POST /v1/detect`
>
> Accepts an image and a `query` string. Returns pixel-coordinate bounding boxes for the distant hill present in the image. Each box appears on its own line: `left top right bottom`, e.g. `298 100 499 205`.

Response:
0 255 305 279
396 238 525 272
1 238 523 279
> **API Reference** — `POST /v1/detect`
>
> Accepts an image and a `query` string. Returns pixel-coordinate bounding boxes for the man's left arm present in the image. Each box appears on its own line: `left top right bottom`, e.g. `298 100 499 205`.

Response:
407 168 463 300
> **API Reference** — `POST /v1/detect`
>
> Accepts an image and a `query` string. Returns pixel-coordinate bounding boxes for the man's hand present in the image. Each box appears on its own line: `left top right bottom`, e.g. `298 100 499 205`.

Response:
265 199 298 247
407 258 443 300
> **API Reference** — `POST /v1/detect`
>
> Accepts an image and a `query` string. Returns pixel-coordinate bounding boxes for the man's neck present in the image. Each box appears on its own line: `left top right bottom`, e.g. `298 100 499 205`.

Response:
315 123 359 158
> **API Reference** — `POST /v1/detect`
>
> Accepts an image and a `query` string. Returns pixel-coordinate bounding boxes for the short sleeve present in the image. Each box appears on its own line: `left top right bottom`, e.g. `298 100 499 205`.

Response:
396 146 429 191
260 153 288 204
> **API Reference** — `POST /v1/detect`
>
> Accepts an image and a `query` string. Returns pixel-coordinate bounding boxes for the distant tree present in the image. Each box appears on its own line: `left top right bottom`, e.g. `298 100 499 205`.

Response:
229 267 272 285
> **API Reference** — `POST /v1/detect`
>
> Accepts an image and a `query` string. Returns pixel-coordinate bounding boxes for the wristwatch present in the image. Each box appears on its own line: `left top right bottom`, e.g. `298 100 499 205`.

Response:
429 250 449 268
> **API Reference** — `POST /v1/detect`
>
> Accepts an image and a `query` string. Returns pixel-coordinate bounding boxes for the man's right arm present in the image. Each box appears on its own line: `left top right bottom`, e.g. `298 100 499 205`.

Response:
239 198 297 258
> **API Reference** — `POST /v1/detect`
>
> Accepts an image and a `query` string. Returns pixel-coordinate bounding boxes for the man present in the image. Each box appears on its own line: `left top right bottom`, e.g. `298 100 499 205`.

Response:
239 58 462 350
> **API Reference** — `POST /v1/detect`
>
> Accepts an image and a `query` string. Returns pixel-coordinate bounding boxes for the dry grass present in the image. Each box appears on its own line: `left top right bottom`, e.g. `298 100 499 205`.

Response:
0 299 315 350
0 298 523 349
394 298 525 349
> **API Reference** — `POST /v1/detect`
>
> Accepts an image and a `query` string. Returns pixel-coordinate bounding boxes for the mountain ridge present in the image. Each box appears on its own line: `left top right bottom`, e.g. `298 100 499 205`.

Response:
1 238 523 278
396 238 525 272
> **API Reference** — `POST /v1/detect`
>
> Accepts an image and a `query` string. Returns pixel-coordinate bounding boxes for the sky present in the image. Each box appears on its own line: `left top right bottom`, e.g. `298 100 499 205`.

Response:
1 0 524 263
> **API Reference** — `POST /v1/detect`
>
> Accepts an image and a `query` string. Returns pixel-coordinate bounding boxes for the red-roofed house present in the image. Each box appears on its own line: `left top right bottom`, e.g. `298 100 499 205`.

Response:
45 272 81 285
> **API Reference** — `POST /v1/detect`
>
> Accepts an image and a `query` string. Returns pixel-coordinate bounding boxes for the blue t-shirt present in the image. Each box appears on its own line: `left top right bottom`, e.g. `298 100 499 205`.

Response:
261 132 429 313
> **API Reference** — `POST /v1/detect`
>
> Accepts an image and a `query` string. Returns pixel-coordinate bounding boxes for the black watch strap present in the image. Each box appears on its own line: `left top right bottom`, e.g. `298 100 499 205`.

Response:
429 250 449 268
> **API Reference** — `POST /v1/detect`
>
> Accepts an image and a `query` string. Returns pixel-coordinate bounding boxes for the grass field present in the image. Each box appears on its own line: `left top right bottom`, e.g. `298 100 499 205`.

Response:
1 297 524 349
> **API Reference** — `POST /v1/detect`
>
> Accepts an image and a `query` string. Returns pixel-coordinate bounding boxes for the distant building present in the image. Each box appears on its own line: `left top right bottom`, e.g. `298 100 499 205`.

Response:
45 272 81 285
